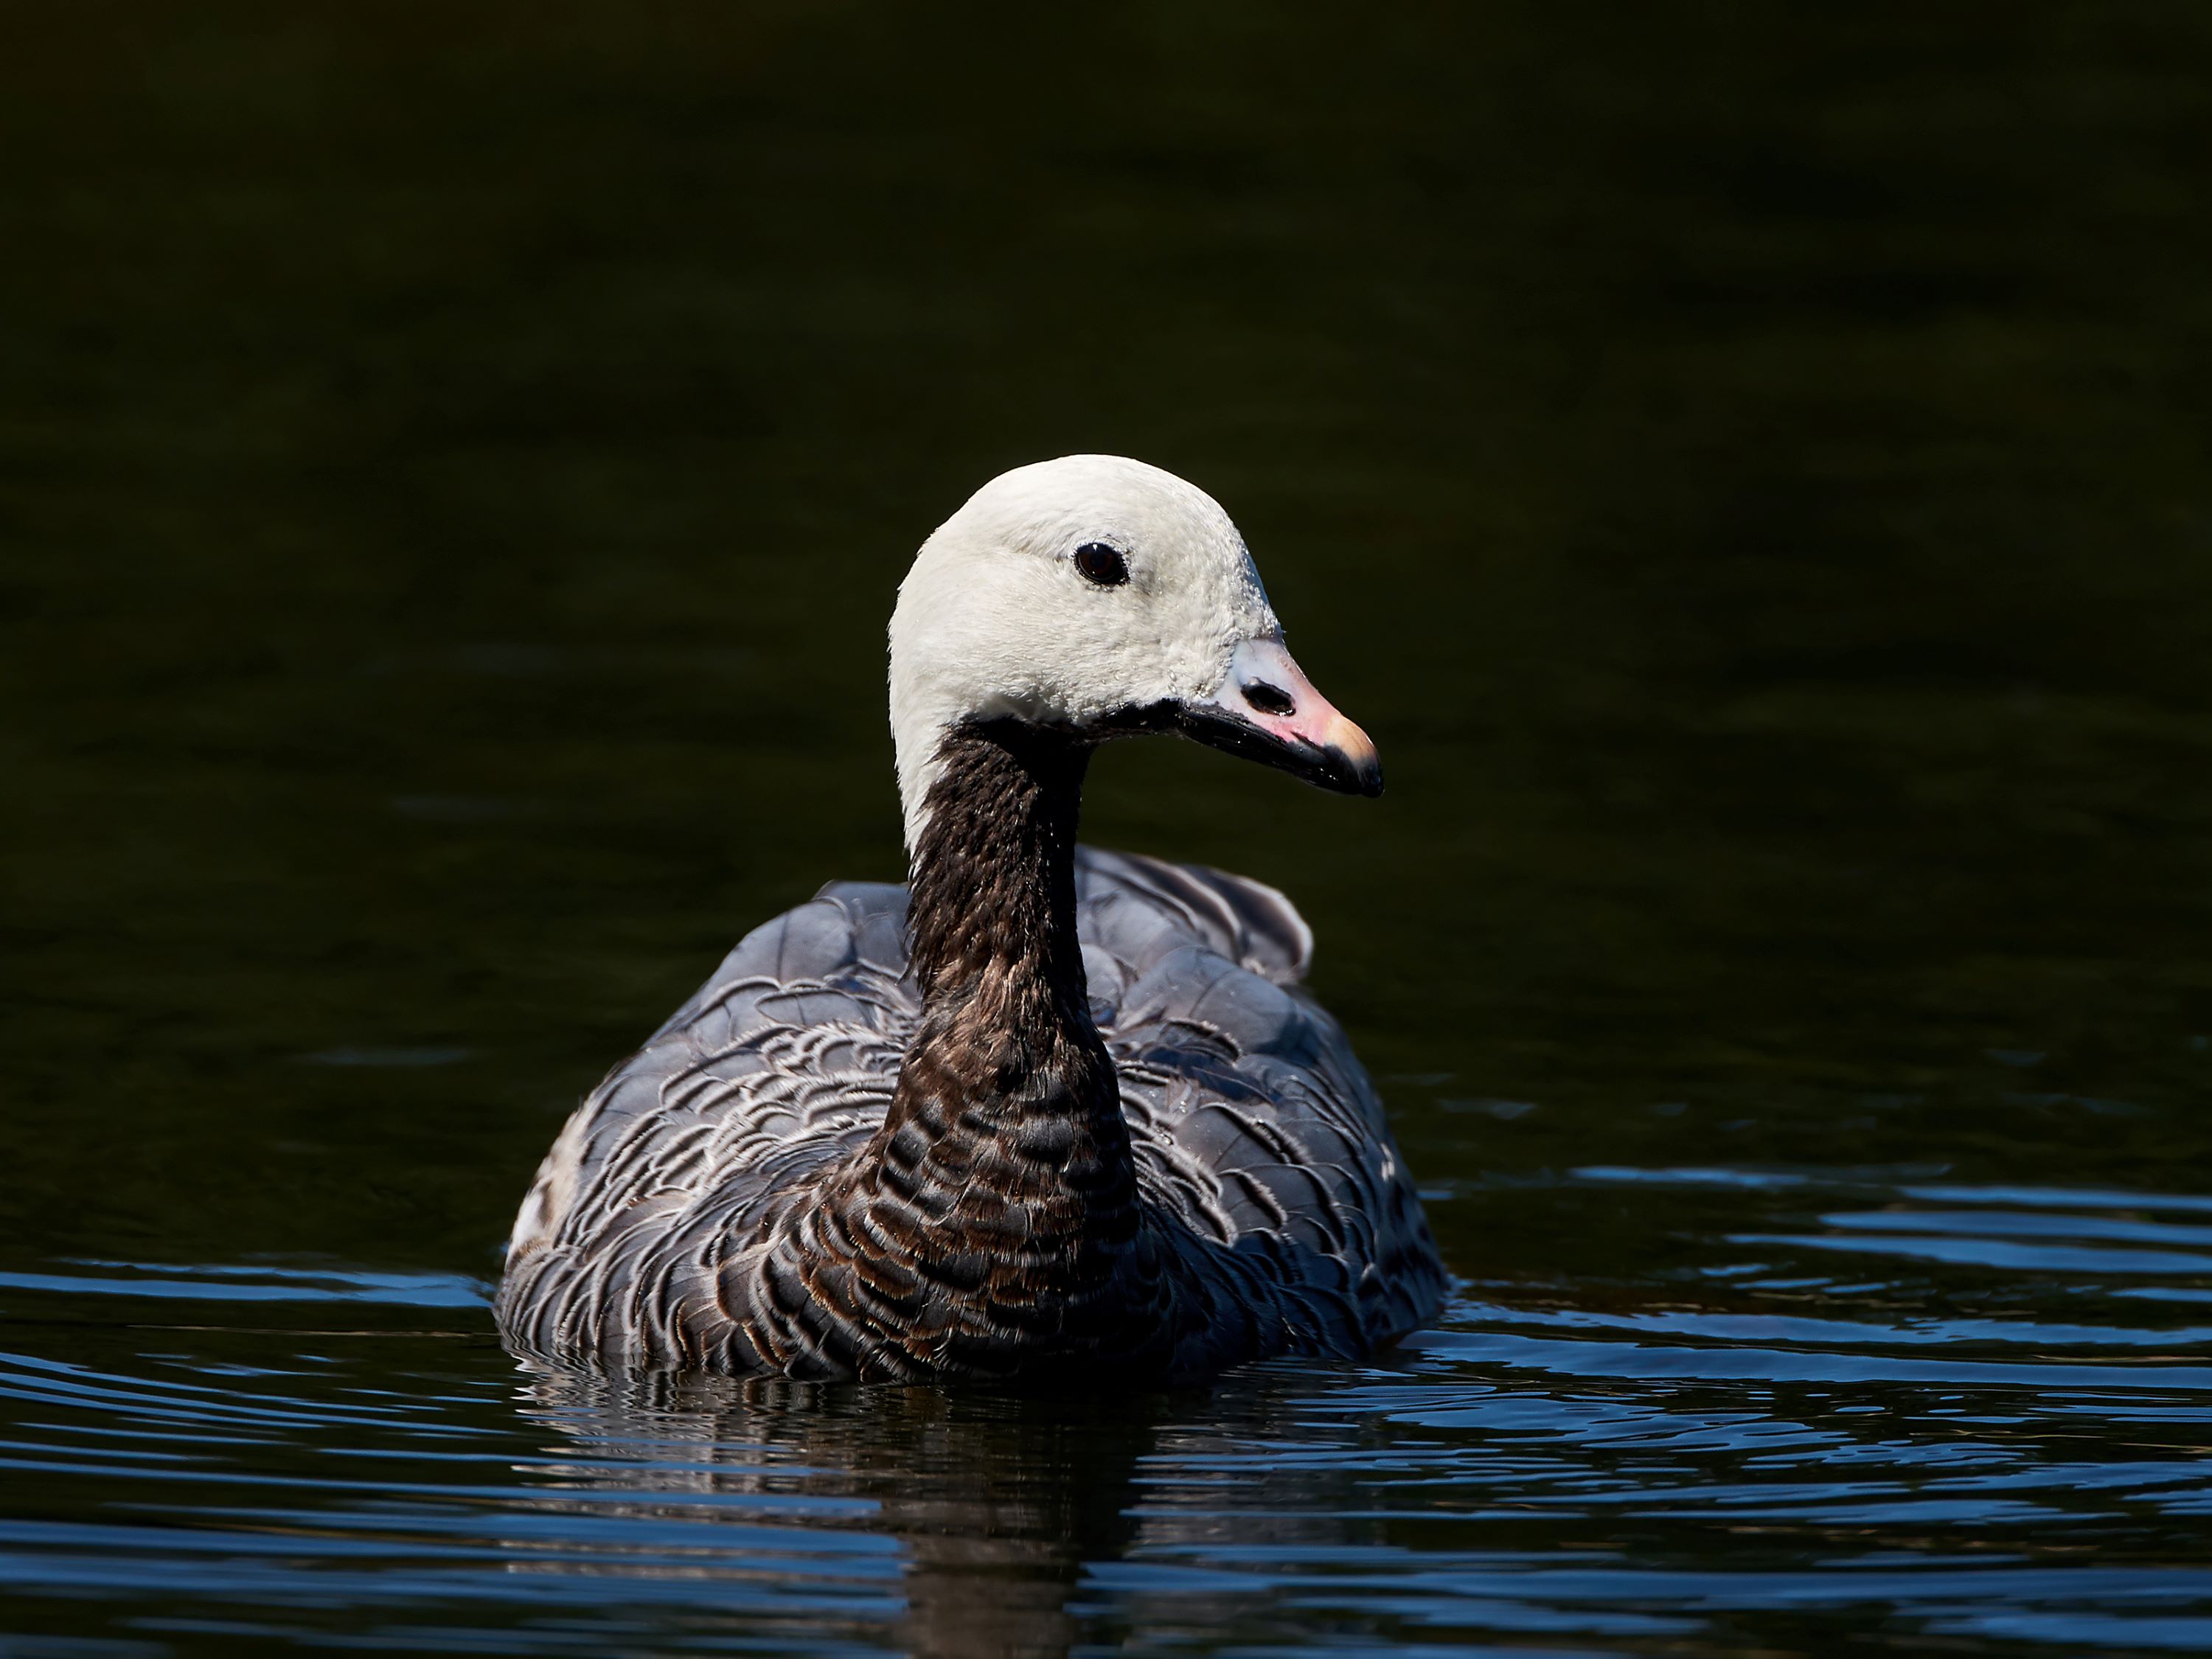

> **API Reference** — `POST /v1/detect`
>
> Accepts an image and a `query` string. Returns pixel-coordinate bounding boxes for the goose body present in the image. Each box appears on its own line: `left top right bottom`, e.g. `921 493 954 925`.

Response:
495 456 1445 1382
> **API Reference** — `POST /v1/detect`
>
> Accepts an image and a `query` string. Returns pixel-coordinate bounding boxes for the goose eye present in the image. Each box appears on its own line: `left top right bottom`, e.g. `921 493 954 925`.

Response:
1072 543 1129 587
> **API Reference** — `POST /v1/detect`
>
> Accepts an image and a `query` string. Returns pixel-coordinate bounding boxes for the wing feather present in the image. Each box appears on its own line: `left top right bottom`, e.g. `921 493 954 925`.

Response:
499 848 1441 1363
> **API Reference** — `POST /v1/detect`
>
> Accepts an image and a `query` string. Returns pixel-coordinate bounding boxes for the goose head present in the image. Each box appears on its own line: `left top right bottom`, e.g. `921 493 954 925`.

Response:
890 454 1381 851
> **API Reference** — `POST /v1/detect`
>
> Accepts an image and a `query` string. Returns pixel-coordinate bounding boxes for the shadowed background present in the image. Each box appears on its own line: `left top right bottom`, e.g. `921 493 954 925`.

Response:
4 4 2211 1655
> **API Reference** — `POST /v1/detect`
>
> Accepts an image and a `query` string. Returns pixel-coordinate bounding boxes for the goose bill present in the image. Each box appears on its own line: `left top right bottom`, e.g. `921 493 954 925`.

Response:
1172 636 1383 797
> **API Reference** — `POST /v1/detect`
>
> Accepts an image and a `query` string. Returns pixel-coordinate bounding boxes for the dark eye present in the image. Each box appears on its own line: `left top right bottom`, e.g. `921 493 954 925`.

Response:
1073 543 1129 587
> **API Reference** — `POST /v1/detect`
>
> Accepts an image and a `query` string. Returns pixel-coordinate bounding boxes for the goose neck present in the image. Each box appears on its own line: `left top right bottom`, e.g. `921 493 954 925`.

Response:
905 719 1093 1020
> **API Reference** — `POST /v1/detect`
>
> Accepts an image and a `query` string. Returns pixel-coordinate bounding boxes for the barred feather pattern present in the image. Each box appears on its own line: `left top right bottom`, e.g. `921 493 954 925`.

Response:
496 728 1444 1383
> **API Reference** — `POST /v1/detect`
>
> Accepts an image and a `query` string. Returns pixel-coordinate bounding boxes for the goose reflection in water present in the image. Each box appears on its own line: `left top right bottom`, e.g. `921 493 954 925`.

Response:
509 1364 1172 1659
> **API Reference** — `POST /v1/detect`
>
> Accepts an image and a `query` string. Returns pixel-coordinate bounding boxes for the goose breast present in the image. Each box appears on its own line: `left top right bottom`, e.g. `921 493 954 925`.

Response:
501 846 1444 1363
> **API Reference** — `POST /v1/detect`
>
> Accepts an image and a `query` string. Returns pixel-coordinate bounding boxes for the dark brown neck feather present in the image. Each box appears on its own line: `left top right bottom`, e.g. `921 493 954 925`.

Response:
721 721 1180 1377
877 720 1138 1259
889 720 1120 1155
907 720 1092 1017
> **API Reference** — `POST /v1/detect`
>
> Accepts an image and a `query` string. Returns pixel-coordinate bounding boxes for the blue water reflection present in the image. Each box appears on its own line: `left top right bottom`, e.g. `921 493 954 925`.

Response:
3 1169 2209 1654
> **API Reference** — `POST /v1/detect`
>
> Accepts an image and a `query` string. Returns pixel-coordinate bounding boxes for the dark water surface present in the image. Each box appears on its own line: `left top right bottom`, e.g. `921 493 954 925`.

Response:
7 4 2212 1654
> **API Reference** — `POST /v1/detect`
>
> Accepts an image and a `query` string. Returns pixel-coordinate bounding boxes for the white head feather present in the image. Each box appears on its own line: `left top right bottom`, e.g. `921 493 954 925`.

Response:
889 456 1283 852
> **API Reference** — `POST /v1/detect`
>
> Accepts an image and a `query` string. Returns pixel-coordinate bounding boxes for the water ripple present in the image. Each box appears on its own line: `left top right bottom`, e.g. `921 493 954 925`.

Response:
1 1178 2210 1653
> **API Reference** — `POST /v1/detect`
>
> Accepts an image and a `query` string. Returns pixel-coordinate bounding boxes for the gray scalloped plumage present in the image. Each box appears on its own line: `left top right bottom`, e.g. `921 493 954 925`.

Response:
497 846 1444 1376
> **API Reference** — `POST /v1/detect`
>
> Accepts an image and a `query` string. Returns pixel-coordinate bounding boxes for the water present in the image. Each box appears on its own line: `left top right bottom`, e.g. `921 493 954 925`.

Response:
5 3 2212 1653
10 1192 2212 1655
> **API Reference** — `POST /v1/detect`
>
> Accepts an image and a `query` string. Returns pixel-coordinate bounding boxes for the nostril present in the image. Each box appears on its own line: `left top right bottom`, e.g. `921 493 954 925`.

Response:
1242 681 1296 717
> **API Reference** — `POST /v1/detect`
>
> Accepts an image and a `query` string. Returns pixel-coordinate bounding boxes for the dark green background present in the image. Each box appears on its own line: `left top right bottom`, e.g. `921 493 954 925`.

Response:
4 0 2212 1469
6 6 2212 1654
8 1 2208 1284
